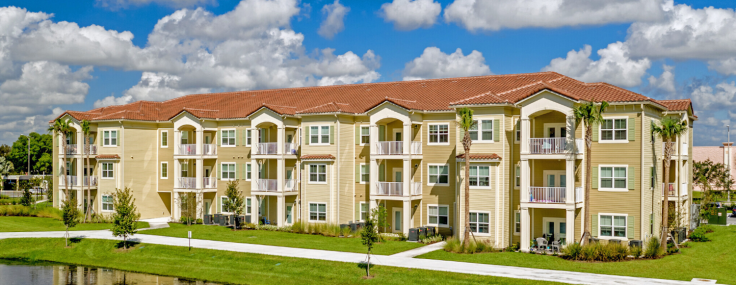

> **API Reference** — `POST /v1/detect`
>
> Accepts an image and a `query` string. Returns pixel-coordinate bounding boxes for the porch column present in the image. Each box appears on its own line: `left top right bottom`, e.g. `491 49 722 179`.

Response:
251 159 257 192
403 159 410 197
369 124 378 155
520 118 530 154
520 159 530 202
403 123 411 154
173 192 180 221
402 199 411 235
566 115 576 152
196 129 203 155
277 159 284 192
520 207 531 252
566 159 575 204
566 209 575 245
76 189 83 209
196 192 203 219
277 195 285 227
76 130 83 155
251 195 259 224
277 127 285 155
174 131 180 155
174 160 180 188
369 199 378 218
196 158 203 189
370 158 378 198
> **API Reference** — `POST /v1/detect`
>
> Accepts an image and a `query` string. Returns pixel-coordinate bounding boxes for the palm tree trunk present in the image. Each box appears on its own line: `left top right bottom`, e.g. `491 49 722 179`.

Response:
581 124 592 244
463 133 471 248
61 132 69 200
85 136 91 223
661 139 672 250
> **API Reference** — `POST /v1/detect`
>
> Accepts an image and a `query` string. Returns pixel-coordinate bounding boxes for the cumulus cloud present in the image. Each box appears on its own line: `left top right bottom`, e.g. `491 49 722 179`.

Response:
402 47 491 81
380 0 441 31
318 0 349 39
443 0 666 31
647 64 676 93
95 0 216 10
690 81 736 112
542 43 651 87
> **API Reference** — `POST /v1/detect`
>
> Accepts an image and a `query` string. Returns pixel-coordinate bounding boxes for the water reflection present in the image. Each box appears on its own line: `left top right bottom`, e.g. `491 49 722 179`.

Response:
0 260 221 285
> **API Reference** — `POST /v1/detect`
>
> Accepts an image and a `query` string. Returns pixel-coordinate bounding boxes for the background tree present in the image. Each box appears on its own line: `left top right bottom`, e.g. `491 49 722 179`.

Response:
652 116 687 250
573 101 608 244
19 180 33 207
179 192 197 225
457 107 475 247
62 197 79 247
48 118 72 198
81 120 92 223
8 132 53 175
112 187 141 249
0 157 13 190
0 144 10 158
223 180 244 228
693 160 733 220
360 209 380 278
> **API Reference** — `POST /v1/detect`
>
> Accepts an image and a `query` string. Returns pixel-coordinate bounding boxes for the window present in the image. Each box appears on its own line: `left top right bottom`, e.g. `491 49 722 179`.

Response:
245 163 252 181
360 163 369 184
428 164 449 185
310 126 330 144
221 163 235 180
428 124 449 144
469 165 490 188
246 129 252 147
514 211 521 234
470 120 493 142
181 163 188 177
515 165 521 189
600 166 627 190
515 119 521 143
161 162 168 179
221 196 230 213
359 202 368 221
469 212 490 233
161 131 168 147
309 203 327 221
102 195 113 211
101 163 113 179
309 164 327 183
600 214 627 238
428 205 449 227
360 126 370 145
246 197 252 214
221 129 236 146
103 130 117 146
601 118 627 141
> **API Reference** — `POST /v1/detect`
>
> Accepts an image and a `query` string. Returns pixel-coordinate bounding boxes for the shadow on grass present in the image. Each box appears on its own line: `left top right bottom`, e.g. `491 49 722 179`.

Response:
69 237 84 244
115 240 141 249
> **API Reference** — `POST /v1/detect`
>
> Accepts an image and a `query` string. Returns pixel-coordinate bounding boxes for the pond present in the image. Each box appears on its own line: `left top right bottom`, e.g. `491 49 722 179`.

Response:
0 259 222 285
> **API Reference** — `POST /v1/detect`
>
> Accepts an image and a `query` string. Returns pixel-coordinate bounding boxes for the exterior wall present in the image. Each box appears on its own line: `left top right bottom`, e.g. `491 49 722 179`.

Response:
420 112 457 237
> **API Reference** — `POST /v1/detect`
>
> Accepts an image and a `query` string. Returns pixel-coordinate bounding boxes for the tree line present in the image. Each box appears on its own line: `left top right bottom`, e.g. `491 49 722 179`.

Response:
0 132 53 175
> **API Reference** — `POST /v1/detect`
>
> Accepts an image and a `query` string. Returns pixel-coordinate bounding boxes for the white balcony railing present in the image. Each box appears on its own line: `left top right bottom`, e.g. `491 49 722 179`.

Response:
203 177 216 189
529 138 567 154
375 141 403 155
681 142 688 156
412 181 422 195
65 144 78 155
256 143 278 155
82 176 98 187
178 177 196 189
203 144 216 155
179 144 197 155
256 179 278 191
285 179 296 192
575 186 583 203
374 182 403 196
284 143 298 155
83 145 97 155
59 175 77 186
411 141 422 154
528 187 566 203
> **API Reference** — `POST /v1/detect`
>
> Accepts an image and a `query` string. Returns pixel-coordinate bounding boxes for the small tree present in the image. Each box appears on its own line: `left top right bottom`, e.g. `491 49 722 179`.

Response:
223 180 245 229
62 197 79 247
370 205 389 235
112 188 141 249
180 192 197 225
20 187 33 207
457 107 476 247
360 210 380 277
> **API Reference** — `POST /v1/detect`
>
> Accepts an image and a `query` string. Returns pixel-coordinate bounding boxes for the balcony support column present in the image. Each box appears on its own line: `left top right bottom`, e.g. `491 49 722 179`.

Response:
76 158 83 187
174 131 180 155
251 195 259 224
566 209 575 245
402 199 411 235
76 130 83 155
370 124 378 155
174 160 181 188
77 189 84 210
277 195 285 227
196 191 203 219
370 158 378 197
520 118 530 154
277 127 284 155
566 159 575 205
403 159 410 197
196 129 203 155
277 159 284 192
403 123 411 154
520 207 531 252
196 158 203 189
520 159 530 202
173 192 180 221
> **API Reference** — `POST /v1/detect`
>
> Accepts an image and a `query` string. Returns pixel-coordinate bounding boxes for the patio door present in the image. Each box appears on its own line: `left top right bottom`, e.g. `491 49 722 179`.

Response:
393 168 402 183
543 217 567 245
544 123 566 138
392 208 402 233
543 170 566 188
286 203 294 225
204 199 212 215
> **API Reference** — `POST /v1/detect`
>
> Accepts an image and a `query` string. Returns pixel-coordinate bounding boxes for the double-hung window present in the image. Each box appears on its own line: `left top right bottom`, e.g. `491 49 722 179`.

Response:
514 211 521 234
309 203 327 221
601 118 627 141
181 163 188 177
103 130 117 146
360 164 369 183
360 126 370 145
102 195 113 211
470 120 493 142
310 126 330 144
428 205 449 227
469 165 490 188
469 212 490 233
161 131 168 147
245 130 252 147
245 163 252 181
359 202 368 221
309 164 327 183
515 165 521 189
428 164 449 185
600 166 627 190
221 196 230 213
221 129 236 146
221 163 236 180
599 214 627 238
160 162 168 179
428 124 449 144
246 197 252 214
101 163 114 179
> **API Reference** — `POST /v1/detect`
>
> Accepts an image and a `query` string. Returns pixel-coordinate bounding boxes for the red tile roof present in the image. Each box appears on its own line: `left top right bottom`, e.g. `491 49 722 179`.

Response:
95 154 120 159
53 72 690 122
300 154 335 160
658 99 693 112
456 153 502 160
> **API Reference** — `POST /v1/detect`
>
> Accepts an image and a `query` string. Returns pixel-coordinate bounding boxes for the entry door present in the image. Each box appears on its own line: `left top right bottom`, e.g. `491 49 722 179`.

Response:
543 218 567 245
395 131 402 141
204 199 212 215
286 203 293 224
543 171 566 188
393 208 402 233
394 169 402 183
286 169 294 190
205 134 211 144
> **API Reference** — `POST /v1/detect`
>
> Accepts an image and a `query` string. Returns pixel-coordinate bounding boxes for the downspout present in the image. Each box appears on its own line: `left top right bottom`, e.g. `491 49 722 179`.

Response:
336 114 340 223
640 104 645 240
120 121 125 191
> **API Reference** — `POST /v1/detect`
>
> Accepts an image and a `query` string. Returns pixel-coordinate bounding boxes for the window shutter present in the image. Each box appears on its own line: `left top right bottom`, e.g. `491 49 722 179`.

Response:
628 118 635 141
516 120 521 130
378 164 385 181
217 164 221 180
355 202 360 222
650 167 655 189
355 125 360 144
235 164 240 180
305 127 310 145
592 167 598 189
628 166 635 190
493 119 500 142
592 123 599 142
356 164 361 183
236 130 240 146
330 126 335 144
378 125 385 141
627 216 635 239
115 131 120 146
217 131 221 146
591 215 598 237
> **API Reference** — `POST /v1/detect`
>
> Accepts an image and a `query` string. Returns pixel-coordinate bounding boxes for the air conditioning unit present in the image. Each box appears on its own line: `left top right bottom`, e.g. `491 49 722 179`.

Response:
408 228 419 241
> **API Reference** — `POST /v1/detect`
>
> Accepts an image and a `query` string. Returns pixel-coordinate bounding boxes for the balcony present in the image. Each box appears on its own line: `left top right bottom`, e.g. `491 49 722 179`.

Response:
82 176 98 187
203 144 216 155
374 182 403 196
529 138 566 154
59 175 77 186
256 179 278 192
178 144 197 155
285 179 296 192
375 141 403 155
83 145 97 155
255 143 278 155
284 143 298 155
203 177 216 189
411 141 422 155
64 144 78 155
528 187 566 203
178 177 196 189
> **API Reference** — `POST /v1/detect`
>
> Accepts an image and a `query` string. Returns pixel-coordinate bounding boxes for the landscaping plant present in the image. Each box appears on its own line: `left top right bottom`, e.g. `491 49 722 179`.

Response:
61 197 79 247
457 107 475 247
222 180 245 229
111 187 141 249
360 209 379 278
48 118 72 199
81 119 92 223
643 237 663 259
652 116 687 250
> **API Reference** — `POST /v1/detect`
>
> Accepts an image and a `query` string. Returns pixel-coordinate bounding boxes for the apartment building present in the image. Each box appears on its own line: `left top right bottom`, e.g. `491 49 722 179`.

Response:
51 72 696 250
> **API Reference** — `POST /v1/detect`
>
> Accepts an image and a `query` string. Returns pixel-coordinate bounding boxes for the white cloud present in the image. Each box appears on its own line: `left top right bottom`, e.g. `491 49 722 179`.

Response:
647 64 675 93
443 0 666 31
380 0 441 31
690 81 736 112
542 43 651 87
95 0 216 10
402 47 491 81
318 0 349 39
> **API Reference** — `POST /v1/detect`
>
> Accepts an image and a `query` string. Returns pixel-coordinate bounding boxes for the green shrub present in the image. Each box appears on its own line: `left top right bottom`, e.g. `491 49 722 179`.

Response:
701 224 714 233
443 237 496 254
644 237 663 259
506 242 520 252
0 205 62 220
688 227 711 242
420 234 443 244
630 244 643 259
666 242 679 254
195 218 203 224
561 243 583 260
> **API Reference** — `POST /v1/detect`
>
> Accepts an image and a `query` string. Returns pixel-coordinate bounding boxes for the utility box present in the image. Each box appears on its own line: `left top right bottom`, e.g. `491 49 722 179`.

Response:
204 214 213 225
218 215 227 226
426 226 436 236
349 222 357 233
418 227 427 237
214 214 221 224
408 228 419 242
629 240 642 249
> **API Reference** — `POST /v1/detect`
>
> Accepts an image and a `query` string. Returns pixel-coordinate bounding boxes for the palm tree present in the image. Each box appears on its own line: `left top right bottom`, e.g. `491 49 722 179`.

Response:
573 101 609 245
652 116 687 250
81 120 91 222
48 118 72 200
457 107 476 247
0 157 14 189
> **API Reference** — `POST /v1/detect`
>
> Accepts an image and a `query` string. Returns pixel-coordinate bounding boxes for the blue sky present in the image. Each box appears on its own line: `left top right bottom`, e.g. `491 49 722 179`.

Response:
0 0 734 146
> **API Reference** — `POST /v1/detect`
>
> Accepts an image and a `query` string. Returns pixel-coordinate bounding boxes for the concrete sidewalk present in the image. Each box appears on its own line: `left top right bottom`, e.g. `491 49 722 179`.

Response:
0 230 700 285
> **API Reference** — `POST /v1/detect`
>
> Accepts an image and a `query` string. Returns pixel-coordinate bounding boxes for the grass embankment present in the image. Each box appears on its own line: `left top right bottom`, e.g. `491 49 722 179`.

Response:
418 225 736 283
0 217 149 232
144 223 422 255
0 238 561 285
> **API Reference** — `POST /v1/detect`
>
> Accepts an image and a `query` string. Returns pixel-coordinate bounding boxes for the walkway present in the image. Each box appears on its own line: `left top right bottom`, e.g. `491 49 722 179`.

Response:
0 230 700 285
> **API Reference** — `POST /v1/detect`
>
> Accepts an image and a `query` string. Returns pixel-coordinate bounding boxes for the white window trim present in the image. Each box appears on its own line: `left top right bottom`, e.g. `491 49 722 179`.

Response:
101 194 114 212
598 213 628 240
308 164 328 184
469 210 491 236
359 163 368 184
427 123 450 146
598 164 628 192
514 210 521 236
220 162 236 181
102 130 118 147
245 162 252 181
308 202 328 222
359 201 368 222
599 116 629 144
245 197 252 215
220 128 236 147
101 162 114 180
309 125 331 145
470 118 494 143
359 125 370 146
514 164 521 190
427 204 450 228
427 163 449 186
160 130 169 148
220 196 231 214
514 118 520 144
160 162 168 179
245 129 252 147
468 164 492 189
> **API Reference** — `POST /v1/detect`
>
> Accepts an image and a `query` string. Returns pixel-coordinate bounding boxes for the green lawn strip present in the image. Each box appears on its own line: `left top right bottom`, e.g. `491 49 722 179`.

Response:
418 226 736 283
0 217 149 232
0 238 561 285
144 223 422 255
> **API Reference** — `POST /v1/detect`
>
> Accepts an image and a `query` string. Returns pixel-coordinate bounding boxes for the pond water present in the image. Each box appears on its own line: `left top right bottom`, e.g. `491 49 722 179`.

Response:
0 259 222 285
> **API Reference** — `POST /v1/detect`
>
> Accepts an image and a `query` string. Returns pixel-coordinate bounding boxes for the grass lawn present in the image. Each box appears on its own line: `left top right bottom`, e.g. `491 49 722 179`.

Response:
0 238 562 285
0 217 149 232
144 223 423 255
419 225 736 283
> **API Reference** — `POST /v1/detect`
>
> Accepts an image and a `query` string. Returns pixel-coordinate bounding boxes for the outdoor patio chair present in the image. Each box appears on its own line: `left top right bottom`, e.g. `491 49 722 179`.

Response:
535 237 548 252
550 240 561 253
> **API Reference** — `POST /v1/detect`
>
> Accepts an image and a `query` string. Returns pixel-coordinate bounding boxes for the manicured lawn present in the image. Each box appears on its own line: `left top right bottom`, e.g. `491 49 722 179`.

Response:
144 223 422 255
0 238 561 285
0 217 149 232
418 225 736 283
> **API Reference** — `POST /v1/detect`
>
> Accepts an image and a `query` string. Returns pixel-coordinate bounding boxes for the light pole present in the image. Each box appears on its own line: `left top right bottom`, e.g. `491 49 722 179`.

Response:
728 125 731 202
27 135 30 176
